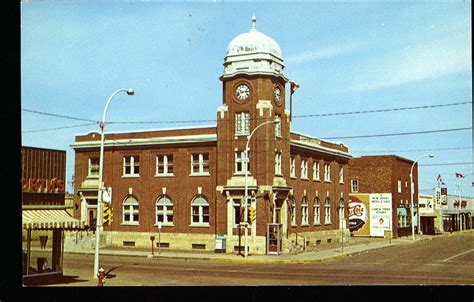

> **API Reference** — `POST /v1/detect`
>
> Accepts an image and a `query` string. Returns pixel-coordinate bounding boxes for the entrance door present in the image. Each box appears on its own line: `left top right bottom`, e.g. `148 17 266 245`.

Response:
88 208 97 228
267 223 282 255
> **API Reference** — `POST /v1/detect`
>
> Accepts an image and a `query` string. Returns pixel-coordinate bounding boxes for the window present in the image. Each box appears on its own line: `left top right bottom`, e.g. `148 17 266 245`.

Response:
156 195 173 225
301 197 309 225
313 161 320 181
156 154 174 176
123 195 139 224
405 180 408 193
339 199 345 229
235 151 249 175
324 197 331 224
191 195 210 226
324 163 331 182
123 156 140 176
301 159 308 179
339 166 344 183
275 114 281 138
191 153 210 175
290 198 296 226
351 179 359 193
290 156 296 178
235 112 250 136
397 179 402 193
314 198 321 225
275 152 282 175
88 157 99 177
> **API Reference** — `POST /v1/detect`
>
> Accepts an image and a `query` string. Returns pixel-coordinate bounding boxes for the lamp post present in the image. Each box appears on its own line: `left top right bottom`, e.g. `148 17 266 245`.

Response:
410 154 434 241
93 88 134 278
456 173 473 232
243 117 280 258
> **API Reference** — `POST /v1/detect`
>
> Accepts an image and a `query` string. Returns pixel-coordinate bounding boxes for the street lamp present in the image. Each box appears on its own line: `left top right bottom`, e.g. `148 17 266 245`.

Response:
243 117 280 258
410 153 434 241
93 88 134 278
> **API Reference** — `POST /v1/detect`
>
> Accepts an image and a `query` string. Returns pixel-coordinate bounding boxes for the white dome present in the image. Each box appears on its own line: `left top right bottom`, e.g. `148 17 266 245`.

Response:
226 30 283 60
221 15 287 80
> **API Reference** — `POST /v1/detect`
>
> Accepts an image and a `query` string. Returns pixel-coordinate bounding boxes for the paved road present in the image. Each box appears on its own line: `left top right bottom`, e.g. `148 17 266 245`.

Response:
32 231 474 286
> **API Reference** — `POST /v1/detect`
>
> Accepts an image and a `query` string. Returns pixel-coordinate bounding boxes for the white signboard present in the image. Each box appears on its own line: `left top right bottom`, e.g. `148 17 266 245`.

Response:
102 187 112 204
419 195 434 215
369 193 392 237
434 188 441 209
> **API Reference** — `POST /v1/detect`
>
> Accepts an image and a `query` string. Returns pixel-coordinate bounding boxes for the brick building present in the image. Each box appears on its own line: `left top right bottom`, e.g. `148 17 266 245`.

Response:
71 16 351 255
348 155 418 238
22 146 84 282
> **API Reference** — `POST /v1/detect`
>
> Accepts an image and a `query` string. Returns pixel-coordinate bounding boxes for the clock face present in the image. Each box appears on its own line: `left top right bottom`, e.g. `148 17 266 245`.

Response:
274 87 281 104
235 84 250 101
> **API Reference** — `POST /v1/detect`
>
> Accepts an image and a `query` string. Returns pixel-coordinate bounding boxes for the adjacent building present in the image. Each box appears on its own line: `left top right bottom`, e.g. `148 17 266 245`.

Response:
22 146 84 282
70 17 351 255
348 155 418 238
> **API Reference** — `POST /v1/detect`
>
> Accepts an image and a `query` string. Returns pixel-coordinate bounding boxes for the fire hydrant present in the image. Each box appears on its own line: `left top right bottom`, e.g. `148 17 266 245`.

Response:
97 267 105 287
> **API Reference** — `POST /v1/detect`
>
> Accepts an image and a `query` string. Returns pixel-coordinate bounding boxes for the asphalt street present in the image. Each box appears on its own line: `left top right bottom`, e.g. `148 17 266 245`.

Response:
27 231 474 286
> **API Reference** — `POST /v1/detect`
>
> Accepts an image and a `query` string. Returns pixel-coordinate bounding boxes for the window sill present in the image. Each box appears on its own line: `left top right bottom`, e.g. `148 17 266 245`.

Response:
189 223 210 228
154 174 174 178
339 182 344 185
190 173 211 177
301 223 310 227
154 223 174 227
122 175 140 179
351 191 359 193
313 179 321 182
121 223 140 226
324 222 332 225
290 176 296 179
301 177 309 181
86 175 99 179
313 223 322 226
290 224 297 228
324 180 331 183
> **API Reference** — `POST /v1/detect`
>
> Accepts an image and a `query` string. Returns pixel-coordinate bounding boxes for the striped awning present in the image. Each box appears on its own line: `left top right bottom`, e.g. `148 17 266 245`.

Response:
22 209 85 230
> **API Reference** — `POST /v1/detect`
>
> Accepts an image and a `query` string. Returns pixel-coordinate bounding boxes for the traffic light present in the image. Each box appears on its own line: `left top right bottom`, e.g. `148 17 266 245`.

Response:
249 206 257 223
102 204 113 226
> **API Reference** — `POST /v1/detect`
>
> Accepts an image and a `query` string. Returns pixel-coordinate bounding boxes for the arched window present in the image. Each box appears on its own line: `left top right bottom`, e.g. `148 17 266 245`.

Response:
191 195 210 225
291 197 296 226
324 197 331 224
314 197 321 225
123 195 139 224
301 197 309 225
339 198 345 229
156 195 173 225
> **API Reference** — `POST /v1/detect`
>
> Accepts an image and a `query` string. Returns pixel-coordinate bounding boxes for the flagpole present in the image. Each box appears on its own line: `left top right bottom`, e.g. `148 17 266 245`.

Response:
290 89 293 123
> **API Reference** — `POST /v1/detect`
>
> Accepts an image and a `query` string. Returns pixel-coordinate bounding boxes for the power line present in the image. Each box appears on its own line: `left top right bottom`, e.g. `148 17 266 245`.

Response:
352 146 472 153
22 123 98 133
419 162 474 166
321 127 472 140
22 108 100 123
22 101 471 125
293 101 472 119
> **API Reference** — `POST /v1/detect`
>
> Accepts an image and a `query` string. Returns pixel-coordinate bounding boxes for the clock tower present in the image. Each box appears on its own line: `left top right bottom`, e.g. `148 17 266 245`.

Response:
216 15 292 254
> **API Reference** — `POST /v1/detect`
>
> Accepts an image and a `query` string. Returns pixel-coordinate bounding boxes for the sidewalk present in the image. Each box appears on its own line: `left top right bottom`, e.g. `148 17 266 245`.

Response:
61 232 458 264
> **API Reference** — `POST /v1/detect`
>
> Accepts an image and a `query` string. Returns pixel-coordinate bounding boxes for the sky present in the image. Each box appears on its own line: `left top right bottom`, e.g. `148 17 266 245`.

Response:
21 1 472 198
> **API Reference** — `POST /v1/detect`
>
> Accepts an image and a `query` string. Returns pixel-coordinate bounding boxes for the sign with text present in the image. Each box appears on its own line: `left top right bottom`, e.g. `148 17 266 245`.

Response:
419 195 435 215
369 193 392 237
348 194 370 236
21 177 65 193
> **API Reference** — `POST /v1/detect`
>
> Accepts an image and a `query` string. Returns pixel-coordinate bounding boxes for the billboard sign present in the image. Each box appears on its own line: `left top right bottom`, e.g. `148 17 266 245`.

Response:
369 193 392 237
434 188 441 209
348 194 370 236
419 195 434 215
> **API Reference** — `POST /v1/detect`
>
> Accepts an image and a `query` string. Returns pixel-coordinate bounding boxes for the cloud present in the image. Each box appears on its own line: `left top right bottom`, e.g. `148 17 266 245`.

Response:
285 41 364 65
348 32 471 92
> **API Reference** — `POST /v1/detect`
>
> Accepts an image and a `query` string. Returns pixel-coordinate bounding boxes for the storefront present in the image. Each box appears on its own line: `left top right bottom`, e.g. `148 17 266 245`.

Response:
22 207 84 281
21 146 84 284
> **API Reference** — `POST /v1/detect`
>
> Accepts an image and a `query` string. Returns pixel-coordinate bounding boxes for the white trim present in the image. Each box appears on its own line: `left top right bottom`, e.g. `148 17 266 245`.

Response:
290 139 352 159
77 124 217 136
71 134 217 149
